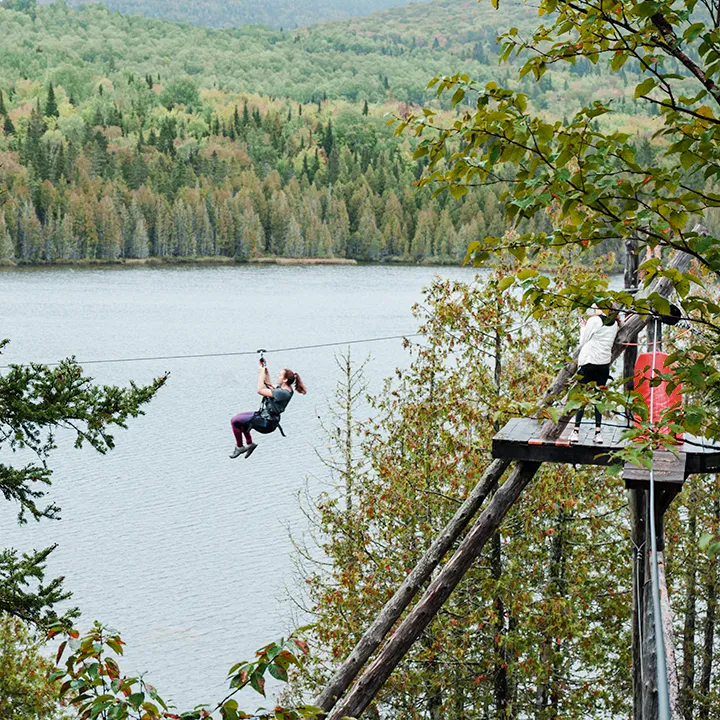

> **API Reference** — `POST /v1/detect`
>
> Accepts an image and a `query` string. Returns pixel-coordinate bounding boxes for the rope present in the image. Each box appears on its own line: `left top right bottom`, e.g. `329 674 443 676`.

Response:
0 333 421 369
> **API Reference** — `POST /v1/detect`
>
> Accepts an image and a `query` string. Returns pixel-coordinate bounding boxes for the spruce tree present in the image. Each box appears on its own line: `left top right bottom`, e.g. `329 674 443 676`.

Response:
327 145 340 185
3 115 15 136
45 82 59 118
233 104 241 134
322 120 334 156
311 148 321 183
362 100 369 116
0 89 6 116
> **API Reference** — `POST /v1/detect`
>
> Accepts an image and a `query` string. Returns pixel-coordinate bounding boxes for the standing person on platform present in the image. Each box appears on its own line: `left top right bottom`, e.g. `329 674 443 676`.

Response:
570 304 620 444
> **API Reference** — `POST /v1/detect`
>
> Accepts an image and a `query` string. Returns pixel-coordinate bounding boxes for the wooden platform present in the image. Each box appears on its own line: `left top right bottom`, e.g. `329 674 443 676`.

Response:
623 451 686 490
492 418 720 485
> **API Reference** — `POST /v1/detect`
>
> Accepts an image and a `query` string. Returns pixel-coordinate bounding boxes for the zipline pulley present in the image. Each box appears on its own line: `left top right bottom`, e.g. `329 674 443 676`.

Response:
257 349 267 367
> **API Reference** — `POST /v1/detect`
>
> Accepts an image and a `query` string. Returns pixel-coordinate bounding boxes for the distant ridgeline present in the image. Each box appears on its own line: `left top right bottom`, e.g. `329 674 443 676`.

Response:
0 0 665 264
39 0 432 29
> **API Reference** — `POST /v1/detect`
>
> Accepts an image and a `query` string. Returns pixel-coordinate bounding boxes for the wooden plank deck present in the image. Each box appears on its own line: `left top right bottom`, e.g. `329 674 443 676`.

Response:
492 418 720 479
623 451 687 490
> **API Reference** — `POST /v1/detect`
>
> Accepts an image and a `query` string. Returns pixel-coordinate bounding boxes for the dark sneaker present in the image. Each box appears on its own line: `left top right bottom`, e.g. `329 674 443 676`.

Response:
243 442 258 458
230 446 246 459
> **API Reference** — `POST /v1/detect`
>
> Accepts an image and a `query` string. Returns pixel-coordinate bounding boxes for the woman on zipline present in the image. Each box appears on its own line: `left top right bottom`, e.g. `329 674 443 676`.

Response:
230 360 306 458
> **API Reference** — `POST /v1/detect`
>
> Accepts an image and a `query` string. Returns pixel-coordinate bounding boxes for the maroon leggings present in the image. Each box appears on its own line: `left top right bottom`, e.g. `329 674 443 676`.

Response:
231 411 255 446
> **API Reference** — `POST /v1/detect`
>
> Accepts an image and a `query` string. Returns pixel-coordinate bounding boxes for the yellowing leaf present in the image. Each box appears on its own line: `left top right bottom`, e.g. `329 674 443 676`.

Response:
697 105 715 119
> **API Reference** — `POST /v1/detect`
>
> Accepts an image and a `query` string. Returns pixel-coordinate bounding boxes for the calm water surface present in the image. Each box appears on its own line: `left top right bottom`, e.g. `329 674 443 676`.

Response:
0 264 474 709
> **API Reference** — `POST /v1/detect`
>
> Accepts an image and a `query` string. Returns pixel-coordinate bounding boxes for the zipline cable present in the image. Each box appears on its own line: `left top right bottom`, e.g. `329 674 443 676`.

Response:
0 333 421 369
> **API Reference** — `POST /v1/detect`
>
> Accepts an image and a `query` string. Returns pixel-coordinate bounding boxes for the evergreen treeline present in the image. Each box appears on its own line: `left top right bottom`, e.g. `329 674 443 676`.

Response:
0 84 538 263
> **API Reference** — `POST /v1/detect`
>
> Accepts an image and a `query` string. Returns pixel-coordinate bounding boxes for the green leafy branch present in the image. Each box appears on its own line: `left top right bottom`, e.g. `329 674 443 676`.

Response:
49 622 322 720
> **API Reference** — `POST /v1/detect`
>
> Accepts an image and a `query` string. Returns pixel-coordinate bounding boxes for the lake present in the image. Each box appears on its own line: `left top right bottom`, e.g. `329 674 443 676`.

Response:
0 263 475 710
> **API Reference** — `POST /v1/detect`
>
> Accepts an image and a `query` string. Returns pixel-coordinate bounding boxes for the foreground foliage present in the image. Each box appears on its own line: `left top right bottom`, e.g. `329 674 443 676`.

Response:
0 338 166 626
296 264 720 717
404 0 720 447
0 613 66 720
49 622 319 720
296 267 636 717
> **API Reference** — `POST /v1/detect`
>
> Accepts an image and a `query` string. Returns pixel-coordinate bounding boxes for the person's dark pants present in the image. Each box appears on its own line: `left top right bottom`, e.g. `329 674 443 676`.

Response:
575 363 610 429
231 411 255 446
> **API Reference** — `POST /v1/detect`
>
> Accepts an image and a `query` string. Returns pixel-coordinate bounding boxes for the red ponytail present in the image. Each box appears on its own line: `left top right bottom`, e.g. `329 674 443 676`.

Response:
284 369 307 395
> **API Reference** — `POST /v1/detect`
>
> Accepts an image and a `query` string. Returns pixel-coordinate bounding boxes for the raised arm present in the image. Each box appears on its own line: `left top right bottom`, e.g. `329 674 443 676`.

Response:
257 365 273 397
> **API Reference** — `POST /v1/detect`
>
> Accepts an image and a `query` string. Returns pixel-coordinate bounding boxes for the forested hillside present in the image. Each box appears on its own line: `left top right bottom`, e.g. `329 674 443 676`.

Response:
0 0 658 265
0 0 645 105
39 0 431 29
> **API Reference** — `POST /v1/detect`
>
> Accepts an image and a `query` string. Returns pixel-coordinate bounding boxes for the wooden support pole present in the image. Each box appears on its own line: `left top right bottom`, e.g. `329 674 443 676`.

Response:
636 251 682 720
314 457 511 712
325 460 542 720
641 531 682 719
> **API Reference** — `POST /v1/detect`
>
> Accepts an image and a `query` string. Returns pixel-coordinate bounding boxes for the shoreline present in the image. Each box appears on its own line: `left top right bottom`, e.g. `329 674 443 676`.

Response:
0 256 475 270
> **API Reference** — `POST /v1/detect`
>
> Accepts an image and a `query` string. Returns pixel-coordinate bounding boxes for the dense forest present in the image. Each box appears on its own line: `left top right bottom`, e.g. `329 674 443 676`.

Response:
39 0 432 29
0 0 660 265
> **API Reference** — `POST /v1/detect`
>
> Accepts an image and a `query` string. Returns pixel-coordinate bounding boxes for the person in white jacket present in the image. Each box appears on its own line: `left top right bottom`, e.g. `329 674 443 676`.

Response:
570 305 620 444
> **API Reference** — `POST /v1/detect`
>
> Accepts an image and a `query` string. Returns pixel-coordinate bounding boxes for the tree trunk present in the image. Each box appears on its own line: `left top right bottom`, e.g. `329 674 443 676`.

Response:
657 552 682 719
680 494 697 720
491 327 509 719
535 506 567 718
697 497 719 720
631 489 647 720
344 352 354 512
491 523 508 718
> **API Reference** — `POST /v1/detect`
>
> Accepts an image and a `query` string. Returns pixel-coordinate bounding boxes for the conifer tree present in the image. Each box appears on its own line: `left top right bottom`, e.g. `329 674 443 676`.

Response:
327 145 340 185
44 82 58 118
362 99 369 116
322 120 334 156
2 114 14 136
0 214 14 263
285 215 304 257
0 341 165 625
0 89 6 116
